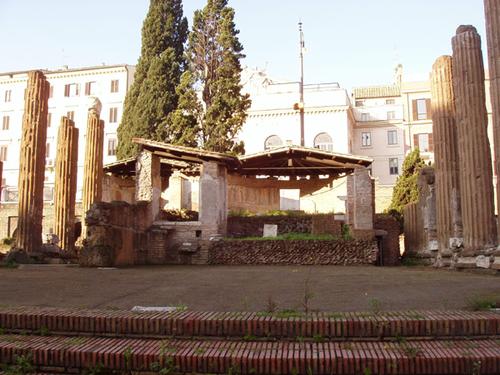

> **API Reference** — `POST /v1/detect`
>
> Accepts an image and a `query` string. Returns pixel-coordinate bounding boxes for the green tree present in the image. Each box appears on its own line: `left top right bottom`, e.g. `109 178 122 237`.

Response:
117 0 190 159
387 148 426 214
174 0 251 154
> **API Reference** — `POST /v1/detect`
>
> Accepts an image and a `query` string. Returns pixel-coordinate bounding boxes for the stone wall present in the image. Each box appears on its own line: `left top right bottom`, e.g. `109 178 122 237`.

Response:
227 215 312 237
374 214 401 266
209 239 378 265
0 203 84 240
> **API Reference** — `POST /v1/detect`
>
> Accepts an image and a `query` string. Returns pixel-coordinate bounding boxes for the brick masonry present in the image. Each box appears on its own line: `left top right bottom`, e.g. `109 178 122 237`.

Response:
209 239 378 265
0 307 498 374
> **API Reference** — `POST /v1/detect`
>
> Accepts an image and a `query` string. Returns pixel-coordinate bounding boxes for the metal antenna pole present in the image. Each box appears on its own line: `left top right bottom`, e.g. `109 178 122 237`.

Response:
299 21 305 146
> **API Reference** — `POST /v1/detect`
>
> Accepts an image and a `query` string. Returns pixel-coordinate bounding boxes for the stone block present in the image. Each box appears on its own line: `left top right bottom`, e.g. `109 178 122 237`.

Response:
455 257 477 269
476 255 491 269
263 224 278 237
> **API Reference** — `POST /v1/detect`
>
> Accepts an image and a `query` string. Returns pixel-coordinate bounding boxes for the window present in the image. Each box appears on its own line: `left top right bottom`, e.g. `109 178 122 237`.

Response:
361 113 369 122
110 80 119 93
264 135 283 150
387 130 398 145
85 81 96 96
2 116 9 130
0 145 7 162
389 158 399 175
314 132 333 152
361 132 372 147
47 113 52 128
414 133 434 152
386 99 395 105
4 90 11 102
49 86 53 98
64 83 80 97
67 111 75 121
46 143 51 158
387 111 396 120
109 107 118 123
355 100 365 107
413 98 431 120
107 139 117 156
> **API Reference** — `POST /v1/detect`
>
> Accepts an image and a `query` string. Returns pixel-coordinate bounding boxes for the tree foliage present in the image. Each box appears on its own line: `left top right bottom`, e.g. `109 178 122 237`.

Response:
117 0 190 159
387 148 426 214
173 0 251 154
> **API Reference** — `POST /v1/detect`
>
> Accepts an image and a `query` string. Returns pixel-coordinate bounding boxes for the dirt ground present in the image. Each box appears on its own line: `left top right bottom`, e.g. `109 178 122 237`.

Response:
0 265 498 312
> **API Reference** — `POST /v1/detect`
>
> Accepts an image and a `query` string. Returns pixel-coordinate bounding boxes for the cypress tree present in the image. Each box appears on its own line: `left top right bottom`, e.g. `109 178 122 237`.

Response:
116 0 190 159
388 148 426 215
173 0 251 154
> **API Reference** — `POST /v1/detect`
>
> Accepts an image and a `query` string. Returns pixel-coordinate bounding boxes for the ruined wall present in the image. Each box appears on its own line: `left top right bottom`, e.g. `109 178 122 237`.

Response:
374 214 401 266
403 167 437 264
209 239 378 265
0 203 84 240
227 216 312 237
102 175 136 204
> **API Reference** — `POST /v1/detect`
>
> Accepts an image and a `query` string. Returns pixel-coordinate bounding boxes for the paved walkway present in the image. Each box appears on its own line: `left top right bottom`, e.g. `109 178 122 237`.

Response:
0 265 498 311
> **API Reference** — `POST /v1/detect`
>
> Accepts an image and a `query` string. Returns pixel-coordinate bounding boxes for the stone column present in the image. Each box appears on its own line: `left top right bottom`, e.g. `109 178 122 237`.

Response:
0 161 3 200
431 56 463 265
81 98 104 237
54 117 79 252
452 25 497 254
135 149 161 227
484 0 500 240
16 71 49 253
199 161 228 235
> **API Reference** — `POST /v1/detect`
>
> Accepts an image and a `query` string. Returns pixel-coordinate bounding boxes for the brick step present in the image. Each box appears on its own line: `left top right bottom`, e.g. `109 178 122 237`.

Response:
0 334 499 374
0 307 498 339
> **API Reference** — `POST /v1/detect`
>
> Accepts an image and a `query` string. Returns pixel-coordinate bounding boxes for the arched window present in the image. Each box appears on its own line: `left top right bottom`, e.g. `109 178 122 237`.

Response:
264 135 283 150
314 132 333 151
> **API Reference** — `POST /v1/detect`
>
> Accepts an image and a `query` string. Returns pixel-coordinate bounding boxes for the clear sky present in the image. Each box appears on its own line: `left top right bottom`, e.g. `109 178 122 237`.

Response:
0 0 486 91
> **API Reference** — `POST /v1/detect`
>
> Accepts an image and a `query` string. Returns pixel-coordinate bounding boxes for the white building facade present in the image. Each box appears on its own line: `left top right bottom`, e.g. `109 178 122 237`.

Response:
0 64 135 203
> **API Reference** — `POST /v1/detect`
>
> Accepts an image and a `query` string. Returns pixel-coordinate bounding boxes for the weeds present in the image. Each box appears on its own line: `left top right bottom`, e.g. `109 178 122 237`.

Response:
312 334 324 343
242 334 257 341
302 269 315 315
1 354 34 375
466 295 497 311
37 326 50 336
265 296 278 313
368 298 382 315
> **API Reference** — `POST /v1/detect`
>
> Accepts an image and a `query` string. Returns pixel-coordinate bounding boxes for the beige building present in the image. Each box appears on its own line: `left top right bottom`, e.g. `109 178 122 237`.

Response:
0 65 135 204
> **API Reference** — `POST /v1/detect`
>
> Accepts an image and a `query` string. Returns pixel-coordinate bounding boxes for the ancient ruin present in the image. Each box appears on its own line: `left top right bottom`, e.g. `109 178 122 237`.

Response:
484 0 500 239
53 117 79 253
452 25 497 256
78 140 393 267
430 56 462 266
403 167 437 263
15 71 49 253
81 98 104 237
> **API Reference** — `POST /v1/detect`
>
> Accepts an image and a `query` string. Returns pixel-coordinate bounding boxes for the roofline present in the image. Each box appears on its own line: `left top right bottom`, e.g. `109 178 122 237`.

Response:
0 64 135 78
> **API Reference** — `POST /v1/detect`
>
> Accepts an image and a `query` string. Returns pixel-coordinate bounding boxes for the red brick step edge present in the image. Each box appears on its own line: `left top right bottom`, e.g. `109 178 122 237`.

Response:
0 334 499 374
0 307 498 339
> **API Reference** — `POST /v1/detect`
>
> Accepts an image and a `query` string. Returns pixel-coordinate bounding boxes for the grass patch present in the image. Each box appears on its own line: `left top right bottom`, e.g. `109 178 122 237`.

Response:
229 232 339 241
466 295 498 311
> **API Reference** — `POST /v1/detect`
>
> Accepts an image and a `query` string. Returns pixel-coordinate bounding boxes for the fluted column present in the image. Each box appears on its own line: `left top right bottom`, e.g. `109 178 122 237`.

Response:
82 98 104 237
54 117 79 252
16 71 49 253
452 25 497 253
431 56 463 263
484 0 500 239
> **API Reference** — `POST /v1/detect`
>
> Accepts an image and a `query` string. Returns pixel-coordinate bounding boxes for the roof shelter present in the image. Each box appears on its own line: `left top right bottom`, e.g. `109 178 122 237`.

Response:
104 138 372 179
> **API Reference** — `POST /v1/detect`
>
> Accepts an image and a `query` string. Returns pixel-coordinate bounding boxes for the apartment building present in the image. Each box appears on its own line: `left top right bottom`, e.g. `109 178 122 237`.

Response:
0 64 135 203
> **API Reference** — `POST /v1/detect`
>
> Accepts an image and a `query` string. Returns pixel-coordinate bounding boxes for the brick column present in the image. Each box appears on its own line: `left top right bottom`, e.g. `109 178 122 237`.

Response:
53 117 79 252
484 0 500 241
452 25 497 255
82 99 104 237
431 56 463 266
16 71 49 253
